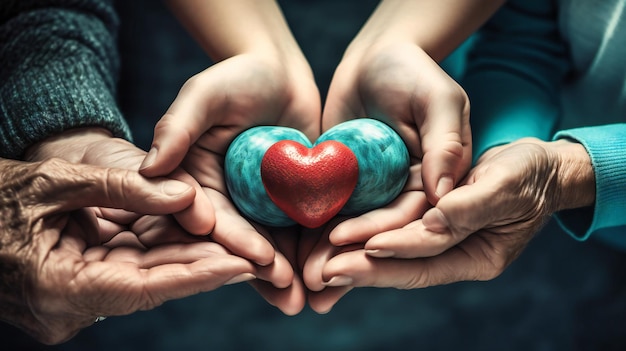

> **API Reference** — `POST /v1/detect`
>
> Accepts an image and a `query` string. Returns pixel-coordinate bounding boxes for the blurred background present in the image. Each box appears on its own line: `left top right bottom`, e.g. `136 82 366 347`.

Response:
4 0 626 349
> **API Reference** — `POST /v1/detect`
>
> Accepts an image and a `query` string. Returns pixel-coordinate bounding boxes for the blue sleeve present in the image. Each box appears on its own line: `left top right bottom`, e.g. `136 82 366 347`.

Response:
462 0 570 162
553 124 626 249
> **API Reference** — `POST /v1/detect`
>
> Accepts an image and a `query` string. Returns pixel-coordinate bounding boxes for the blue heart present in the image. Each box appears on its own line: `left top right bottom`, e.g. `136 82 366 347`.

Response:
224 118 410 227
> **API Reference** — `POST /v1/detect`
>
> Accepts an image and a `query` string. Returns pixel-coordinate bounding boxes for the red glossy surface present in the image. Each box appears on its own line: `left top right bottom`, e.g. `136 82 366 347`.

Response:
261 140 359 228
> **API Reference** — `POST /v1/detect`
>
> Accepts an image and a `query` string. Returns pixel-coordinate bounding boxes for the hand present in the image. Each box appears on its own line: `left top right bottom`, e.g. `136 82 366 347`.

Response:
26 128 306 308
0 157 257 345
138 54 320 314
319 43 471 249
26 128 214 236
304 138 595 312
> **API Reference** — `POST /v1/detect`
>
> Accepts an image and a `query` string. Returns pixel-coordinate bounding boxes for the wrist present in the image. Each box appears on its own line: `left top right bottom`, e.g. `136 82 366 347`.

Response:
344 0 503 62
549 139 596 211
24 127 113 163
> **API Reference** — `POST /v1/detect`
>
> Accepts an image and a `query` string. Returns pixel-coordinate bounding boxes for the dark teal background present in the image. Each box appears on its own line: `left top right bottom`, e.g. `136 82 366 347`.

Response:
4 1 626 349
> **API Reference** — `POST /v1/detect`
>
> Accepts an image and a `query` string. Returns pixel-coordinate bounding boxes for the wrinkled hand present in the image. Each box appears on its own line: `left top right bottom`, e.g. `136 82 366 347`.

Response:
138 55 321 314
305 138 594 312
0 157 257 345
26 128 300 308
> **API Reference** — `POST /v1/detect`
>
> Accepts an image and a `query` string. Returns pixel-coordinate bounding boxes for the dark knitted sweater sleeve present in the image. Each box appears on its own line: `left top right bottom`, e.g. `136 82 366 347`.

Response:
0 0 131 159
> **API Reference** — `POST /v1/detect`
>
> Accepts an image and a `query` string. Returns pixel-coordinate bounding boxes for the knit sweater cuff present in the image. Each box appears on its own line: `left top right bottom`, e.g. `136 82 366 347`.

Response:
552 124 626 244
0 4 131 160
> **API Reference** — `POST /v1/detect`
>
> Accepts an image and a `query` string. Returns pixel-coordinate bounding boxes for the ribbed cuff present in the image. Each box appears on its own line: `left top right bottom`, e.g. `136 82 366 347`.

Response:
552 124 626 243
0 3 131 159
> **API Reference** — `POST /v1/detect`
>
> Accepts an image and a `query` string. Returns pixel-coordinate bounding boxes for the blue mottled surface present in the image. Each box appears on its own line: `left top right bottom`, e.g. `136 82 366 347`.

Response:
318 119 410 215
226 119 409 226
225 126 311 227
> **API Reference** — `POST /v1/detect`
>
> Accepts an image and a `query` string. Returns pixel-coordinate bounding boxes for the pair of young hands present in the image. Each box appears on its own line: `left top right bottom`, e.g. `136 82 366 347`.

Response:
12 42 586 344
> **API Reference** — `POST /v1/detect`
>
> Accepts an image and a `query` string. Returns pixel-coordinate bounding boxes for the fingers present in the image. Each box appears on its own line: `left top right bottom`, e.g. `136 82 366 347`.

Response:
302 225 362 292
422 177 502 238
248 227 306 315
206 188 275 266
122 253 256 307
169 169 216 235
328 190 429 246
364 222 458 259
419 80 472 205
319 243 499 291
253 227 297 289
307 286 352 314
303 223 357 314
31 159 196 215
139 76 213 177
38 235 256 343
361 178 503 259
249 277 306 316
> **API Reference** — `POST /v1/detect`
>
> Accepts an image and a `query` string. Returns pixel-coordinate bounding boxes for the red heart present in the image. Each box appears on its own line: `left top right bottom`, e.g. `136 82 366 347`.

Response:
261 140 359 228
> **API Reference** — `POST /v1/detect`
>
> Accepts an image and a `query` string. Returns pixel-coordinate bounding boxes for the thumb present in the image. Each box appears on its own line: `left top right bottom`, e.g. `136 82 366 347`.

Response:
139 81 213 177
419 86 472 205
34 159 195 215
422 177 500 244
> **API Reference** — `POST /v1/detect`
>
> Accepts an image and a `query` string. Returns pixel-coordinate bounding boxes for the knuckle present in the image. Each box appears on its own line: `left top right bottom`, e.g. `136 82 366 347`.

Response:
25 158 75 203
103 167 135 204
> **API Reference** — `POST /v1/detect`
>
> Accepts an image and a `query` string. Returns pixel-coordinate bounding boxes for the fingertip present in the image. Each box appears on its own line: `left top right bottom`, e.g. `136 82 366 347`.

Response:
278 285 306 316
141 120 194 177
173 190 216 235
139 147 158 174
253 245 277 267
421 141 471 205
327 218 361 246
308 286 352 314
161 180 195 198
422 207 449 234
364 249 395 258
435 175 454 199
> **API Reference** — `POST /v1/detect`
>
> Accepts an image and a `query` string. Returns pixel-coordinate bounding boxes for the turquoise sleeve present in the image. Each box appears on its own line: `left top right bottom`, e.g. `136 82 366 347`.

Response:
461 0 570 162
553 124 626 249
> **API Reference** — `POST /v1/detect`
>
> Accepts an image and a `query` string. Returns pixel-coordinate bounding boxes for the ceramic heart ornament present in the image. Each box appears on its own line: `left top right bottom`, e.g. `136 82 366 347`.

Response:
224 118 410 228
261 140 359 228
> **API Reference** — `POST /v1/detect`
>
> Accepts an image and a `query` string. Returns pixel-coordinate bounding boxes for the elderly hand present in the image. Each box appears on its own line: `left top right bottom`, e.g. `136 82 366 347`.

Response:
304 138 595 312
26 127 301 308
0 157 257 345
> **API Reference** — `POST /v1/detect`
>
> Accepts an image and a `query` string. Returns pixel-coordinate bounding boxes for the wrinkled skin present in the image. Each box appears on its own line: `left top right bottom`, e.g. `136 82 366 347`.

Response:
8 127 301 344
0 156 258 345
304 138 594 313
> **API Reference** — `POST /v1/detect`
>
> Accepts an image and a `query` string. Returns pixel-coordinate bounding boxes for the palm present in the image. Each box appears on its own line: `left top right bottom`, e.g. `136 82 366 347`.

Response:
144 55 323 314
28 205 249 344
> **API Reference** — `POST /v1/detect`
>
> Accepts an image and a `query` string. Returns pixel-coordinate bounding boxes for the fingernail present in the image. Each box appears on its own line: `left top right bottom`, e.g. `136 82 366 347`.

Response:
140 147 158 171
365 249 395 258
322 275 353 287
422 208 449 233
225 273 256 285
435 176 454 198
162 180 192 196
